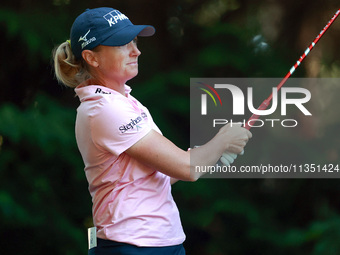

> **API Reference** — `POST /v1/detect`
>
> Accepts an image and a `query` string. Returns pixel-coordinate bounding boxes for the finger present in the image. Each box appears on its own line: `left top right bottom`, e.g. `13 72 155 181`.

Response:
223 152 237 160
246 130 252 139
240 150 244 155
227 145 244 154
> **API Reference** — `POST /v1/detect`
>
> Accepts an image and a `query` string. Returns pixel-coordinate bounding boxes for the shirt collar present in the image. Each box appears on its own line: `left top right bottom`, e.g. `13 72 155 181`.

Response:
75 80 132 98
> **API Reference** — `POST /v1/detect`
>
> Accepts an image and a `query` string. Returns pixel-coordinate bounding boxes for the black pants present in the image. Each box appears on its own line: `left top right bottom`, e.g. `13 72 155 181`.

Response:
89 238 186 255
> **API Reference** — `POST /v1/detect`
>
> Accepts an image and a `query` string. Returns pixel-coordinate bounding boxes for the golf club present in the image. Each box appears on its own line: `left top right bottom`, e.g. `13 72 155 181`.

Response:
244 8 340 130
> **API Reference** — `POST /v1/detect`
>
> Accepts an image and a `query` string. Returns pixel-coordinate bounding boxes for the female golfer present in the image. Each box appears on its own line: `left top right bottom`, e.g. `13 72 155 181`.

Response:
53 7 251 255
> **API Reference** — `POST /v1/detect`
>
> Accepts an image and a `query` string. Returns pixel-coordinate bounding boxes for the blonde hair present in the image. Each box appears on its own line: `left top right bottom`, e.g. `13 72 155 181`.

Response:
52 41 90 88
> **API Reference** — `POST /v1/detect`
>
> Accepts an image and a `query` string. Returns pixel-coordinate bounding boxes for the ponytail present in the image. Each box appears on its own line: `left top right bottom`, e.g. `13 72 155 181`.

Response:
52 41 90 88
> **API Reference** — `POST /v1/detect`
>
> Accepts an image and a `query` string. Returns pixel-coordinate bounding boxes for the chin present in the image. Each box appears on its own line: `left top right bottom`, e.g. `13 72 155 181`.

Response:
126 72 138 82
131 70 139 78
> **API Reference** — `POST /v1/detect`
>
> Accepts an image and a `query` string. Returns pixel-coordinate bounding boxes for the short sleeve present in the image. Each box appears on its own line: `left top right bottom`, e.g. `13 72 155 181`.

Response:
90 97 152 156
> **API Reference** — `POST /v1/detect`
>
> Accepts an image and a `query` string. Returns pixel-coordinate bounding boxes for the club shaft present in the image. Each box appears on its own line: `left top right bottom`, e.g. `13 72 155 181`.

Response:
244 9 340 130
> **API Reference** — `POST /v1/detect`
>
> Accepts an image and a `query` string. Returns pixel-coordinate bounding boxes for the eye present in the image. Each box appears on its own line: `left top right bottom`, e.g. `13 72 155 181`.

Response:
132 37 138 45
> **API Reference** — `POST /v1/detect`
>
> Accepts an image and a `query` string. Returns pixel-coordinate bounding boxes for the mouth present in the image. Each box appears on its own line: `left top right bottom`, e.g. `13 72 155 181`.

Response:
127 61 138 66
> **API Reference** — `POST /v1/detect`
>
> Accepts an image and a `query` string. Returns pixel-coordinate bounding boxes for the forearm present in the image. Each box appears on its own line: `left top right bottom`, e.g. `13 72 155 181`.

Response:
189 124 252 180
189 133 227 180
126 125 251 183
170 135 225 184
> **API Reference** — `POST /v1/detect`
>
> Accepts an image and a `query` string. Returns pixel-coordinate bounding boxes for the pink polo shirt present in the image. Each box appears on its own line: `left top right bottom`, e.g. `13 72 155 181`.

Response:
74 81 185 247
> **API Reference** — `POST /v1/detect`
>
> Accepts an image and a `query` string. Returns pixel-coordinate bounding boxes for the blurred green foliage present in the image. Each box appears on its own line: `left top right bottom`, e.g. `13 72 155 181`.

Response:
1 0 340 254
0 94 90 254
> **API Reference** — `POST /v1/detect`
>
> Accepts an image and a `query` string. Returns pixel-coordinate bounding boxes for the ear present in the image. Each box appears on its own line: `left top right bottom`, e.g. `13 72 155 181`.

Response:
81 50 99 67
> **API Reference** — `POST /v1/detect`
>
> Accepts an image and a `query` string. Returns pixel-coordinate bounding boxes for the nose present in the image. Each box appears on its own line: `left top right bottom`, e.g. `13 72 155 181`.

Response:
130 42 141 57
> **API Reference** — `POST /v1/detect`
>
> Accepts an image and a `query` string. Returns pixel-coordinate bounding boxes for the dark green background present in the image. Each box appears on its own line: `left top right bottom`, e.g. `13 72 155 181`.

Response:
1 0 340 254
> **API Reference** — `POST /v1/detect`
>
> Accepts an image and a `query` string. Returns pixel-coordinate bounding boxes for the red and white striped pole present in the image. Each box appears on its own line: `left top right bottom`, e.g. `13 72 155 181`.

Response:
244 9 340 130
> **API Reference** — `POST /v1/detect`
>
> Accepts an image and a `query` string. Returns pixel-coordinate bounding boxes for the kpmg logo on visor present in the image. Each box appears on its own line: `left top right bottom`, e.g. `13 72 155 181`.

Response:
103 10 129 27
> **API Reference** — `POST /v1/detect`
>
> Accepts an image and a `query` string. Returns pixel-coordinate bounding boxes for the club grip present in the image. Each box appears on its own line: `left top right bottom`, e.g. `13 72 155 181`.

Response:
244 99 271 130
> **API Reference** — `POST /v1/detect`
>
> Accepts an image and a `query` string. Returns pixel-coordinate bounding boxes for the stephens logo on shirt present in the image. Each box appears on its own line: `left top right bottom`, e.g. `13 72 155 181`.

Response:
119 112 148 133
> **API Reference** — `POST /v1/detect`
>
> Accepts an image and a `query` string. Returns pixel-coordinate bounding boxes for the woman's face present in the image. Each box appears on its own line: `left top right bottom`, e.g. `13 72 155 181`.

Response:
93 38 141 85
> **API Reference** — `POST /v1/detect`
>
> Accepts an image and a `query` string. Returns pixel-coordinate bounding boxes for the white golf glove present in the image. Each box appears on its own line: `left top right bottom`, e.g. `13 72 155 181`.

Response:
220 150 244 166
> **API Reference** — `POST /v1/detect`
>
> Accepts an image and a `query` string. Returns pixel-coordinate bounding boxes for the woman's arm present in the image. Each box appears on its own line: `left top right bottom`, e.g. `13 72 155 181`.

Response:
125 124 252 182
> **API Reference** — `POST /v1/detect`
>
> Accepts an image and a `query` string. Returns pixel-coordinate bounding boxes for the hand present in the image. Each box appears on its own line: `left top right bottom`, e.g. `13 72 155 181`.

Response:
217 123 252 154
